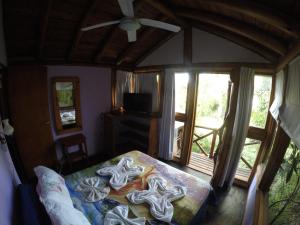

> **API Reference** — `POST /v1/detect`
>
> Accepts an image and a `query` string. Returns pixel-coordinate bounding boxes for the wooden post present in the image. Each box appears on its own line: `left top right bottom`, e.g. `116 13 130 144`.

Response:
184 27 193 65
209 130 217 158
259 126 290 192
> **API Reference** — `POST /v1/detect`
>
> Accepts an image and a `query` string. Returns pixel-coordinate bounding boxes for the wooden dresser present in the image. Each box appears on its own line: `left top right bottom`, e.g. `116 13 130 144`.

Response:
104 112 159 158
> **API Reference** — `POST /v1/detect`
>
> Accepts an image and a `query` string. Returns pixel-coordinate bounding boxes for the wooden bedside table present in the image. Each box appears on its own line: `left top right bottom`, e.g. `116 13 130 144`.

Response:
57 133 88 170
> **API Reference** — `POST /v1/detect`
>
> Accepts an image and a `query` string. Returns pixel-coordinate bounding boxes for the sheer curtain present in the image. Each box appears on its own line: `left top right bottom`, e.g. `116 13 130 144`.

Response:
218 67 255 188
115 70 133 108
134 73 160 112
158 69 175 160
270 70 285 121
279 56 300 148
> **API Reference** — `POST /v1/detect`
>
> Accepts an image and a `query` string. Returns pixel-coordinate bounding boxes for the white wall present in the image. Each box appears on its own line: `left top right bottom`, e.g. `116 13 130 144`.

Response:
138 28 268 66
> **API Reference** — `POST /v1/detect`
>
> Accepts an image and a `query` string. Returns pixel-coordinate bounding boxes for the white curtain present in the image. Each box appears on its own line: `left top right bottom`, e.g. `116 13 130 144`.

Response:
279 56 300 148
158 69 175 160
270 70 285 121
134 73 160 112
115 70 133 108
220 67 255 187
0 115 21 186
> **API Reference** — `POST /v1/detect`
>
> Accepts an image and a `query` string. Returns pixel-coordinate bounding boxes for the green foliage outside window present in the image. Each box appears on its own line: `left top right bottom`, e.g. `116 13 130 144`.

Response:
268 142 300 225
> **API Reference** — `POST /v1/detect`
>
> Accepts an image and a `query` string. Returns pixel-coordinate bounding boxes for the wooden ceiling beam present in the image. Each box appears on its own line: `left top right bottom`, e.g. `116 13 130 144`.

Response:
144 0 187 28
277 41 300 72
184 27 192 65
93 26 119 63
195 0 299 39
38 0 53 59
67 0 98 61
189 21 279 63
177 9 287 56
134 32 178 66
116 28 157 65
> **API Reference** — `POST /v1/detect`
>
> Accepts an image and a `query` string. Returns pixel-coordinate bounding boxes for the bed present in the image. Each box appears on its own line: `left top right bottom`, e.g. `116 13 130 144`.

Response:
64 150 213 225
19 150 213 225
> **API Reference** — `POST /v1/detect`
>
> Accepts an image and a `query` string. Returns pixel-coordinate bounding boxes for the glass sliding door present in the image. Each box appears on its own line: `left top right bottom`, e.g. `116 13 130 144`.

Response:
173 72 189 160
188 73 231 175
236 74 273 184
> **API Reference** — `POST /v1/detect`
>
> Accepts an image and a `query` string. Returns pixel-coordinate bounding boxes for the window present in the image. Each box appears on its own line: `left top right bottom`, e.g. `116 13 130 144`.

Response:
52 77 82 134
249 75 272 128
175 73 189 114
268 142 300 225
235 74 273 183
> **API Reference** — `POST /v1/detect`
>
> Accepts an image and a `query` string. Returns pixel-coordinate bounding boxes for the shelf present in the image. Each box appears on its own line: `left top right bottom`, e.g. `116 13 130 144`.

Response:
121 120 150 132
116 141 148 153
119 131 148 144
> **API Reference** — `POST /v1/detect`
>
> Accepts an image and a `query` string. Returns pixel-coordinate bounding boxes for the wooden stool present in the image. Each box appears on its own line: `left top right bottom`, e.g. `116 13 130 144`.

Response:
57 133 88 170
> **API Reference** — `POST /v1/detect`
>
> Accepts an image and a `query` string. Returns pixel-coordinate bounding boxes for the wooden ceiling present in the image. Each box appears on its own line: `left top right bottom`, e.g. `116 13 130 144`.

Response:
4 0 300 67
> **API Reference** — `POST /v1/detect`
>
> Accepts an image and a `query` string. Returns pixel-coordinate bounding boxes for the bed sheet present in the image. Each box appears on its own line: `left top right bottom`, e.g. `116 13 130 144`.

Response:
64 150 212 225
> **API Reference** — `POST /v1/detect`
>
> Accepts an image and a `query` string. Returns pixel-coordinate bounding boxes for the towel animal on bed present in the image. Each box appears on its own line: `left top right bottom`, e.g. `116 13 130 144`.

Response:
96 157 144 190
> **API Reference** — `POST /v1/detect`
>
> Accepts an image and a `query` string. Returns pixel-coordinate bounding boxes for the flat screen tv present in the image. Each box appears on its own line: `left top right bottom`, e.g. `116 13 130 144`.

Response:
123 93 152 114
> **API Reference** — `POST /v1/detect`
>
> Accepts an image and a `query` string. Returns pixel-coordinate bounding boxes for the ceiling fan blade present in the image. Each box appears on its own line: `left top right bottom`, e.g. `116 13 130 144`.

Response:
81 20 120 31
118 0 135 17
139 18 181 32
127 30 137 42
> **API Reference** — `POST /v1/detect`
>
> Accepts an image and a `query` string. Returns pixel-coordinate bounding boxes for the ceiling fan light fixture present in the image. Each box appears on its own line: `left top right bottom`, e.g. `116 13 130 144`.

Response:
119 18 141 31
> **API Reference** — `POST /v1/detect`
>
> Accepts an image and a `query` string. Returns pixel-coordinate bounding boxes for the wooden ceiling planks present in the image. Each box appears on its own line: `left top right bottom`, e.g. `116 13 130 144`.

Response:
4 0 300 66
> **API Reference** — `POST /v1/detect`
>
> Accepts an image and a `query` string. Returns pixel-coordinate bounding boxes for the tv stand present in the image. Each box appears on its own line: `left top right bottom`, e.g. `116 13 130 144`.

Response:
103 112 159 158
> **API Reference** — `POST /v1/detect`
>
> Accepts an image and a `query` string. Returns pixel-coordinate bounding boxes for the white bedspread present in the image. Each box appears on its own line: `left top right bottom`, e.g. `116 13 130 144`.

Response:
126 176 187 222
96 157 144 190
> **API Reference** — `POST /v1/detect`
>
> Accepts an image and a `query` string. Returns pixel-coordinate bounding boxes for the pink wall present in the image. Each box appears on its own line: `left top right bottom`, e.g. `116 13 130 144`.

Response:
47 66 111 157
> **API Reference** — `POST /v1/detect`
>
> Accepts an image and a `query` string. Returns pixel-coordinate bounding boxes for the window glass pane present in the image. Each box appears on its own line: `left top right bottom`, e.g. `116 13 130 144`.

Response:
236 138 261 181
173 121 185 158
268 142 300 225
56 82 74 107
196 73 230 129
175 73 189 114
249 75 272 128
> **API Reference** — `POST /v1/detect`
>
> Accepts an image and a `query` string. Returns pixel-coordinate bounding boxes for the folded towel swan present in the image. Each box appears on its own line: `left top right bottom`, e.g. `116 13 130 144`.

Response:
96 157 144 190
76 177 110 202
104 205 146 225
126 176 187 222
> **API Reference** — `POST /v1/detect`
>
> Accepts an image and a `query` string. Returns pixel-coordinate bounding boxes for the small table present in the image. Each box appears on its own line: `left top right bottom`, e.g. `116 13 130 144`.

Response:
57 133 88 170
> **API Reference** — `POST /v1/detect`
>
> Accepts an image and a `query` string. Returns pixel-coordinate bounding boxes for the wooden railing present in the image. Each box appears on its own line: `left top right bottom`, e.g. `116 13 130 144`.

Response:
193 125 219 159
193 125 259 169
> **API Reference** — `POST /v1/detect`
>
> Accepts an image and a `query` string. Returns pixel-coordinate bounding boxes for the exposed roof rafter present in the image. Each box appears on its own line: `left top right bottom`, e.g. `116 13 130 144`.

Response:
177 9 288 56
38 0 53 59
144 0 188 28
195 0 299 39
67 0 99 61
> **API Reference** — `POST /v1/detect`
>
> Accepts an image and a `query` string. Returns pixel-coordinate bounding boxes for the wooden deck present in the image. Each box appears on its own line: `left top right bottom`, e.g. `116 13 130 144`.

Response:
188 152 251 181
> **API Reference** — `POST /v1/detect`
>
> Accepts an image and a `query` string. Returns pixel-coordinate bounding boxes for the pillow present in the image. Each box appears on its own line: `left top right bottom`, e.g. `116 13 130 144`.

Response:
34 166 73 207
43 199 91 225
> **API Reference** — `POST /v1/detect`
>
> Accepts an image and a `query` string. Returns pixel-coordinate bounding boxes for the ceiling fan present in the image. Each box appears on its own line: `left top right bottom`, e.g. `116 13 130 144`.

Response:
81 0 181 42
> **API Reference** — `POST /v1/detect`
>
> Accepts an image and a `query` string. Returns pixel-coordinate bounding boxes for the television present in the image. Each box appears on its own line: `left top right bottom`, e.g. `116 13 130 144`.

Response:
123 93 152 114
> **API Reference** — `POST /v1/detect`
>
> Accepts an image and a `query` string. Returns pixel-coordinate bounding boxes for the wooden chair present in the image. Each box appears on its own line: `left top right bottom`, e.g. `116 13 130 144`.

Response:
57 133 88 170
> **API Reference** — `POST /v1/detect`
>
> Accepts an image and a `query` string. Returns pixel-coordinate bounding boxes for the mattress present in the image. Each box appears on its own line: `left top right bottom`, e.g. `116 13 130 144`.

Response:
64 150 212 225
